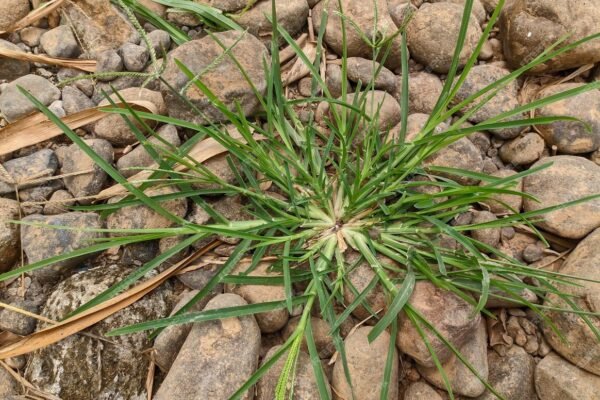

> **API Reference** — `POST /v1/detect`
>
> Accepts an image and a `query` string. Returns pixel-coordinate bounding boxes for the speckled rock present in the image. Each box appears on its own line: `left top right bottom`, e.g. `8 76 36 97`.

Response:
500 0 600 74
94 87 167 145
534 83 600 154
480 169 523 214
535 352 600 400
0 75 61 122
418 319 489 397
228 262 289 333
21 212 103 282
430 0 487 24
154 293 261 400
337 90 401 140
346 57 397 94
62 139 114 204
523 156 600 239
470 210 501 248
43 190 75 215
332 326 398 400
0 298 38 336
40 25 80 58
0 366 18 397
0 198 20 272
25 264 173 400
0 39 30 81
62 85 96 115
257 346 331 400
161 31 269 125
282 316 335 358
61 0 139 56
95 49 123 81
0 149 58 195
407 2 481 73
475 346 536 400
120 42 149 72
0 0 30 31
236 0 309 45
395 72 443 114
313 0 404 69
541 228 600 375
500 132 545 165
194 0 248 12
452 64 522 139
403 382 443 400
398 281 481 367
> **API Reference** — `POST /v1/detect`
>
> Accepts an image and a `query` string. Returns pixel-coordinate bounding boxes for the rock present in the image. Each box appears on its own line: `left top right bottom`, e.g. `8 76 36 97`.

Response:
523 156 600 239
190 153 239 191
154 290 207 373
154 293 261 400
120 42 149 72
236 0 309 45
0 39 30 81
25 264 172 400
313 0 404 69
43 190 75 215
162 31 268 125
535 352 600 400
470 210 501 248
195 0 248 12
116 124 181 177
346 57 396 94
48 100 66 118
418 319 488 397
94 87 166 145
325 63 350 98
480 0 499 12
395 72 443 114
500 0 600 74
20 27 46 47
147 29 171 55
534 83 600 154
332 326 398 400
480 169 523 214
0 149 58 195
91 73 156 103
541 228 600 375
403 382 443 400
62 85 95 115
338 90 401 139
61 0 139 56
0 198 20 272
343 251 391 320
475 346 536 400
398 281 481 367
0 299 38 335
257 346 330 400
40 25 80 58
106 186 188 232
407 3 481 73
387 0 415 28
95 49 123 81
282 316 335 358
451 64 522 139
0 0 30 31
229 262 289 333
21 212 103 282
500 132 545 165
430 0 487 25
0 366 18 397
62 139 114 204
0 75 60 122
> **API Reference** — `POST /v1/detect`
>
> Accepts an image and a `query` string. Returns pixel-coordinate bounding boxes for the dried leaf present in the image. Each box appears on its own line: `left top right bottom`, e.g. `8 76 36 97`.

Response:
282 41 317 86
0 0 67 35
0 47 96 72
0 100 158 156
279 33 307 64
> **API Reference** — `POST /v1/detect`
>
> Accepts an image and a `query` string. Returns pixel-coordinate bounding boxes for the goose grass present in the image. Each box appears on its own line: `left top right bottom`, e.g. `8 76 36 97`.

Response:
10 0 600 399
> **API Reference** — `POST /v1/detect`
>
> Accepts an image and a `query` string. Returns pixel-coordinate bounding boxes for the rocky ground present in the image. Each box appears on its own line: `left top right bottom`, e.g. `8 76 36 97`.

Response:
0 0 599 399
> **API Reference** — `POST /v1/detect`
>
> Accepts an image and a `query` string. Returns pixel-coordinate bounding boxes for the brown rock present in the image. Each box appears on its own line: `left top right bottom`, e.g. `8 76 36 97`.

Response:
475 346 536 400
282 316 335 358
535 352 600 400
480 169 523 214
0 0 30 31
403 381 443 400
395 72 443 114
0 198 20 272
470 210 501 248
62 139 113 204
346 57 397 94
500 132 545 166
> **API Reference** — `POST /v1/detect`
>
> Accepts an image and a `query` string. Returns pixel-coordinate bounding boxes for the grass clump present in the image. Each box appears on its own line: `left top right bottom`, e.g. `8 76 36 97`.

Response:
4 0 600 399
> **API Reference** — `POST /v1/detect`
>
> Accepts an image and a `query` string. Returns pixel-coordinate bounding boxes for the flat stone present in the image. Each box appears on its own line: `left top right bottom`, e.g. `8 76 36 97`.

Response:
0 39 30 81
475 346 536 400
40 25 80 58
0 149 58 195
0 75 60 122
535 352 600 400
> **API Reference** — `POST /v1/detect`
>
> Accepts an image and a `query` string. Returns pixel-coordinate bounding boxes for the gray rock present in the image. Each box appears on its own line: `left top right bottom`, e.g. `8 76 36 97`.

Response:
62 139 114 204
147 29 171 55
48 100 66 118
91 73 154 103
62 85 95 115
325 63 350 99
523 156 600 239
470 210 501 248
154 293 261 400
0 75 61 122
500 132 545 165
0 0 30 31
25 264 173 400
95 49 123 81
40 25 80 58
116 124 181 178
346 57 396 94
535 352 600 400
43 189 75 215
475 346 536 400
534 83 600 154
541 228 600 375
0 39 30 81
0 299 38 336
418 319 489 397
407 2 481 73
0 149 58 195
236 0 309 46
398 281 481 367
332 326 398 400
0 365 18 397
0 198 20 272
120 42 149 72
403 382 443 400
257 346 331 400
161 31 269 125
21 212 104 282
